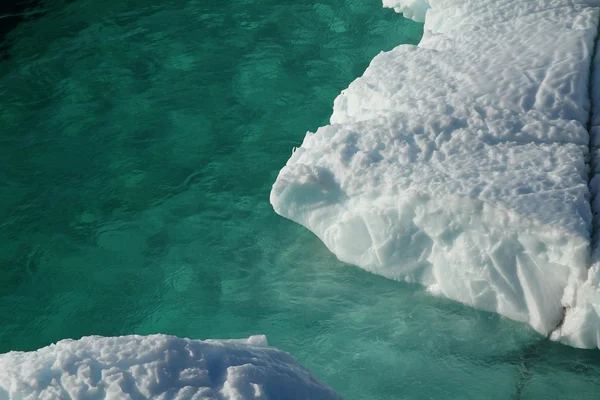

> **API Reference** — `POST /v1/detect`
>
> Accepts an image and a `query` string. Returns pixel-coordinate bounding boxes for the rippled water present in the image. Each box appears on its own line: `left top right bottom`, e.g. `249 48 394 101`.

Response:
1 0 600 399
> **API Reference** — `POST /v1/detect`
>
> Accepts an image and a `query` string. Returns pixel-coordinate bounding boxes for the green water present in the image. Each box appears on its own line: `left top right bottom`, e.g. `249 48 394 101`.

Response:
1 0 600 398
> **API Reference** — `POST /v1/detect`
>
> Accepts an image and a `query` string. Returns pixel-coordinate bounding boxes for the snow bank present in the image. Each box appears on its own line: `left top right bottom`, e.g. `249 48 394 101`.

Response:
271 0 600 346
0 335 342 400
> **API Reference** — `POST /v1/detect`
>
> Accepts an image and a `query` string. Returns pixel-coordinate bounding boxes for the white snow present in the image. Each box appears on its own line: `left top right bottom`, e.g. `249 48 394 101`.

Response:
552 28 600 348
382 0 429 22
271 0 600 347
0 335 342 400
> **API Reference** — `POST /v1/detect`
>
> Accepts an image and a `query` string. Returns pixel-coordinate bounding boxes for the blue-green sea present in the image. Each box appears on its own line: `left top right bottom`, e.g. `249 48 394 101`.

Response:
1 0 600 398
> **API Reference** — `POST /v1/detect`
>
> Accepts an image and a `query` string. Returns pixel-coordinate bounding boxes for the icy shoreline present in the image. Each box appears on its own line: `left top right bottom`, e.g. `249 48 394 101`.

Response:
272 0 600 348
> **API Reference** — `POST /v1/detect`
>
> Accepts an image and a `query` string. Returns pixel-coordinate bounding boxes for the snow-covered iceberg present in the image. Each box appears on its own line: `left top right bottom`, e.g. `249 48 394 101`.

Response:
0 335 342 399
271 0 600 347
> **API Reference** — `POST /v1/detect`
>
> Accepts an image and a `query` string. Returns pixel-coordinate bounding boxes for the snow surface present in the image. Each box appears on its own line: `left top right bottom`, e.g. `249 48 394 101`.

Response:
0 335 342 400
554 27 600 348
271 0 600 347
382 0 429 22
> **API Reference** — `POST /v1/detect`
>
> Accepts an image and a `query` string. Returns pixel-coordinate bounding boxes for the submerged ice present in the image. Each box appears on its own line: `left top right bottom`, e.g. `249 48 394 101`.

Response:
0 335 342 399
271 0 600 348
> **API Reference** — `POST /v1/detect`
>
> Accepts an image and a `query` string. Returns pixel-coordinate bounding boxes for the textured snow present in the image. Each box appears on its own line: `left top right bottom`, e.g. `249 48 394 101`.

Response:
271 0 600 347
382 0 429 22
554 30 600 348
0 335 342 400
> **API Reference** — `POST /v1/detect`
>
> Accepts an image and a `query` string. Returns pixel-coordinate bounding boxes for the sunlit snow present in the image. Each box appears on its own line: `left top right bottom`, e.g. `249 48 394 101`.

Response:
272 0 600 348
0 335 342 399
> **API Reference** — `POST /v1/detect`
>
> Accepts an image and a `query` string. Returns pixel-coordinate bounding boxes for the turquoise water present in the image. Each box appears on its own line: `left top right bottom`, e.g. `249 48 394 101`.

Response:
1 0 600 398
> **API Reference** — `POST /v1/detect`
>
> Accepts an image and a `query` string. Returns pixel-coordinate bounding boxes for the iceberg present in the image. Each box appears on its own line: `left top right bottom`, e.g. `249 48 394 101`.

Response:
0 335 342 399
271 0 600 347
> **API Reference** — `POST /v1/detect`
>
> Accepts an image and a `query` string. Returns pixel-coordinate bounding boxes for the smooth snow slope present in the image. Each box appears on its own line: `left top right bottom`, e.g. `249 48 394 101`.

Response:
0 335 342 400
271 0 600 347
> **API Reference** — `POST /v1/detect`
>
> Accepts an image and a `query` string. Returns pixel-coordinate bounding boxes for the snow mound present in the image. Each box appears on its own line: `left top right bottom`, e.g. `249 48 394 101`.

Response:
0 335 342 400
271 0 600 346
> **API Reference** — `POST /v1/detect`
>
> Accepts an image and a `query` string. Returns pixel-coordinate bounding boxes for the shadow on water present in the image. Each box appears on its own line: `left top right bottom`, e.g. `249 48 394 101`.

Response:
510 338 600 399
0 0 73 59
1 1 42 57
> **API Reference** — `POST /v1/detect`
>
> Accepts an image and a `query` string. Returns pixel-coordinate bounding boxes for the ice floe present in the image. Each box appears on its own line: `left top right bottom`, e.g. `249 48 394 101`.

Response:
0 335 342 399
271 0 600 347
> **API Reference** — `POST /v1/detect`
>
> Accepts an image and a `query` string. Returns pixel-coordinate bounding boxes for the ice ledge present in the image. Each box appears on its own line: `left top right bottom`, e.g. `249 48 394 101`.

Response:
271 0 600 348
